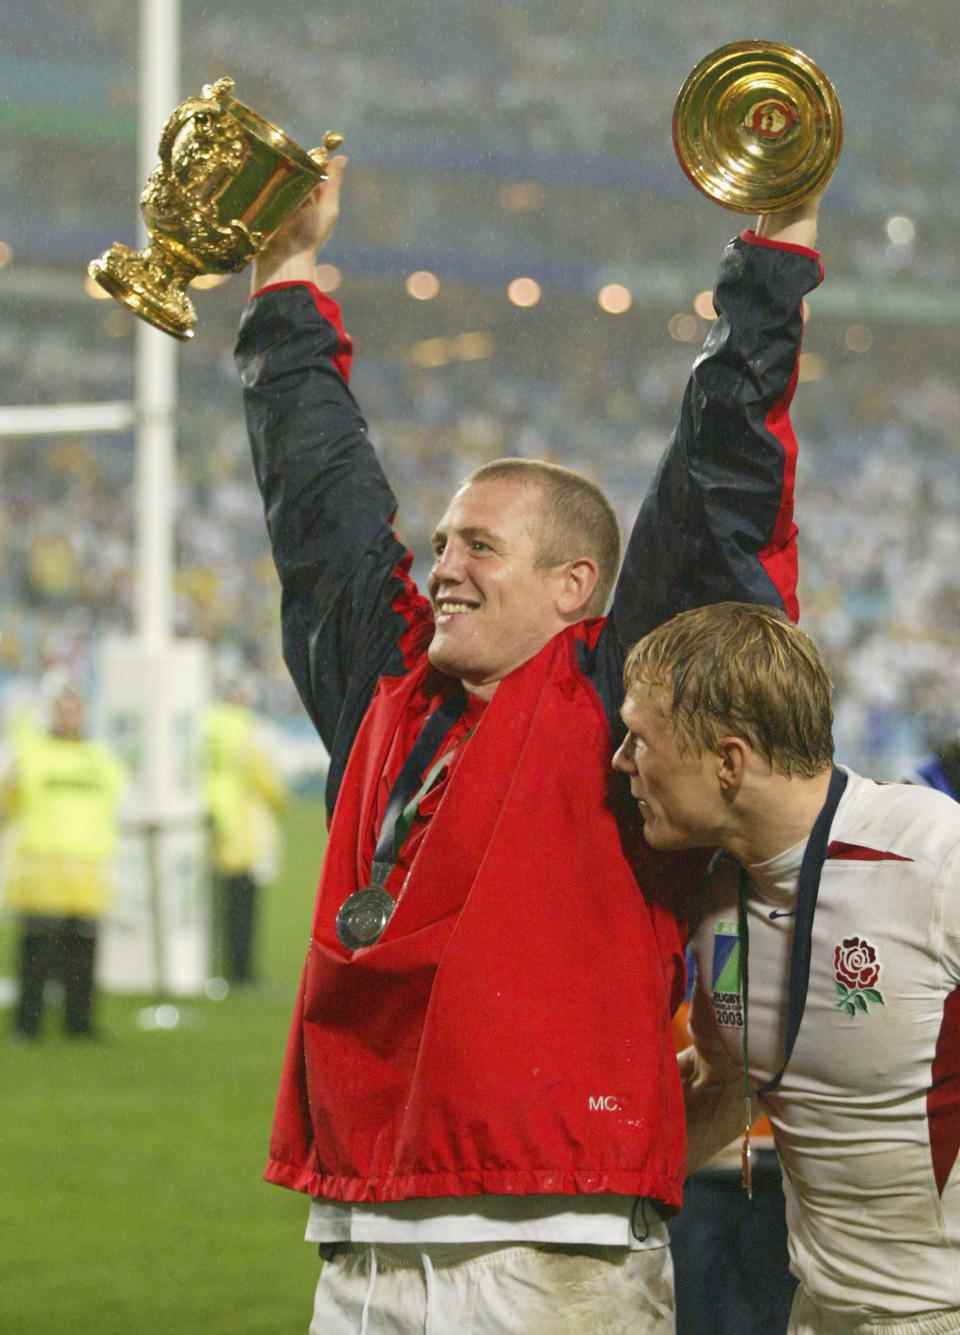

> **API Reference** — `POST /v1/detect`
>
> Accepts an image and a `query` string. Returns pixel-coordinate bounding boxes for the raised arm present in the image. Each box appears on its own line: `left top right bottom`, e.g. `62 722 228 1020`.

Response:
610 197 824 651
235 159 432 813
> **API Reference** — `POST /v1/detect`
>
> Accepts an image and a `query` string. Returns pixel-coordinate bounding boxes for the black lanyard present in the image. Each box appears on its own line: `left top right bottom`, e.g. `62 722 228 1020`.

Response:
369 686 469 889
335 685 469 950
737 764 848 1096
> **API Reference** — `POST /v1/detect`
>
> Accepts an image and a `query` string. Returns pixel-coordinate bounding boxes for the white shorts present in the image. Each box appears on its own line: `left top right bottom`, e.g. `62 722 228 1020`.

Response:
789 1288 960 1335
308 1239 675 1335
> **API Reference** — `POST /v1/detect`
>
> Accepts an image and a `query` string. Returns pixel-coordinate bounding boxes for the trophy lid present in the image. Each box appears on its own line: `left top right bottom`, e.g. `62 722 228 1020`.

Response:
672 40 843 213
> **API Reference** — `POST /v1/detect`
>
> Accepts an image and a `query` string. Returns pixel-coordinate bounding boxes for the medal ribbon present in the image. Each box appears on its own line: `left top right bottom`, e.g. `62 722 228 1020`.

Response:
336 684 472 950
367 685 470 891
736 765 848 1195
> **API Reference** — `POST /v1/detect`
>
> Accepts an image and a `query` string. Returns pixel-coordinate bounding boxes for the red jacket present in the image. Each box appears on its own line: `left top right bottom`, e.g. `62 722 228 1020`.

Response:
267 627 701 1203
235 231 823 1208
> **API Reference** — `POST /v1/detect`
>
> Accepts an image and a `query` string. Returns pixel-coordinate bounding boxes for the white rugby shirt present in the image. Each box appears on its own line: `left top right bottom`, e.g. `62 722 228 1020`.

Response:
689 769 960 1319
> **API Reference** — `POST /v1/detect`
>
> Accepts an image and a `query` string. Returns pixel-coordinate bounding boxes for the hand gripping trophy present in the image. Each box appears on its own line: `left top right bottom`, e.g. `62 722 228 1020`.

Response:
88 77 343 340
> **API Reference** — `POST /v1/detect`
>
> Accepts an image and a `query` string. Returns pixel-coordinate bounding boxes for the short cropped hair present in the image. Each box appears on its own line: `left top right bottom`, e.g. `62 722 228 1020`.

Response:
466 458 621 616
623 602 834 778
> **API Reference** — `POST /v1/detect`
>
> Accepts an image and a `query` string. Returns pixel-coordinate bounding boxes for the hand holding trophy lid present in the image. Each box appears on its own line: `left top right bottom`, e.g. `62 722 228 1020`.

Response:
672 41 842 213
88 77 343 340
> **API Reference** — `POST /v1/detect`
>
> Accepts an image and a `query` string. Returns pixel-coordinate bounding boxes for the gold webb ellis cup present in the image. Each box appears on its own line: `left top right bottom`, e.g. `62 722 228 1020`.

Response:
672 40 843 213
88 77 343 340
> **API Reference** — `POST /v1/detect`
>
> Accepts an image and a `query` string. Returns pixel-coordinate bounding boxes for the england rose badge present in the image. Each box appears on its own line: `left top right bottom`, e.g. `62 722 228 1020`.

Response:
834 935 885 1017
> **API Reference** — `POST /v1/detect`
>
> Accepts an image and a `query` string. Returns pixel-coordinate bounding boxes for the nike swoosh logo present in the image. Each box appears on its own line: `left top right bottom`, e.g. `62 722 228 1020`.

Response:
768 909 796 920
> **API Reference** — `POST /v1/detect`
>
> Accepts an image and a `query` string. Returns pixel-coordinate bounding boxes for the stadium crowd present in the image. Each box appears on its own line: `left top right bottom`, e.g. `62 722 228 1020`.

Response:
2 288 960 782
4 0 960 782
7 0 960 287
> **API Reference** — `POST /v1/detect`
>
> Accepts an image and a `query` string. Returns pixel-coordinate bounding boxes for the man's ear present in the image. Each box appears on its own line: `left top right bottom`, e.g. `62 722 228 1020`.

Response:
556 558 600 619
717 737 749 795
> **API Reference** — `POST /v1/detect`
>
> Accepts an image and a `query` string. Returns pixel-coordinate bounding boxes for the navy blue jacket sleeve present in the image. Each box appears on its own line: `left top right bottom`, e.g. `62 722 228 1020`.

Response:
587 232 823 733
611 232 823 648
235 282 432 814
590 236 822 726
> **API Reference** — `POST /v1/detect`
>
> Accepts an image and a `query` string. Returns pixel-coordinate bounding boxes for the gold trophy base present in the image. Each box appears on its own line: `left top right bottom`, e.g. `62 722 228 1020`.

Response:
88 242 200 341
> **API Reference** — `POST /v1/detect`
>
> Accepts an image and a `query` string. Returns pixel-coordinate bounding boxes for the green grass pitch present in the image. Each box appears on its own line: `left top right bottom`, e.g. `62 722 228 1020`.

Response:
0 797 329 1335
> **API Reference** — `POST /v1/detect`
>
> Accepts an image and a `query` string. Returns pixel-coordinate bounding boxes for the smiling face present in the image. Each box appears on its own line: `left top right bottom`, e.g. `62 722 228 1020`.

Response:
427 478 572 697
612 683 728 851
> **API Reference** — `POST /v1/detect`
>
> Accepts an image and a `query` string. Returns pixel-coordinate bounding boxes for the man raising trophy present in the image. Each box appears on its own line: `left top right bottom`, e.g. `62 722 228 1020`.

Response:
224 41 839 1333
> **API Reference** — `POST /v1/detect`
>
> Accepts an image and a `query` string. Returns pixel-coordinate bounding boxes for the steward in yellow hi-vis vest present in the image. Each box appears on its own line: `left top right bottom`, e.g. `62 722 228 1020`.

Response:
4 729 125 916
2 685 125 1040
205 693 286 985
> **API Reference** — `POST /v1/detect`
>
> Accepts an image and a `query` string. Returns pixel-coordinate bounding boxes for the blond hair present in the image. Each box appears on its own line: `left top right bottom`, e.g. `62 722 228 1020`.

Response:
466 458 621 616
623 602 834 777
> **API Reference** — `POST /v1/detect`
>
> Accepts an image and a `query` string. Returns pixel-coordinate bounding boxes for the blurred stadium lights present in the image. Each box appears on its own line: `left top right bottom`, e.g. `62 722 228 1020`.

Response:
499 181 546 212
410 336 450 368
798 352 827 382
6 0 960 801
886 215 916 245
450 331 494 360
315 262 342 293
409 330 494 369
594 263 689 306
597 283 632 314
693 289 717 320
507 276 541 307
8 244 960 326
844 323 874 353
406 270 440 300
667 312 700 342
